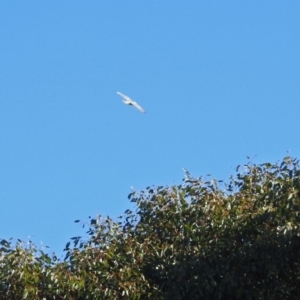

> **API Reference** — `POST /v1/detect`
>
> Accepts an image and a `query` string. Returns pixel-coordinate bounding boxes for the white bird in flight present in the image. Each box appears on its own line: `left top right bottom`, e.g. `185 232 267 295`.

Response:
117 92 146 113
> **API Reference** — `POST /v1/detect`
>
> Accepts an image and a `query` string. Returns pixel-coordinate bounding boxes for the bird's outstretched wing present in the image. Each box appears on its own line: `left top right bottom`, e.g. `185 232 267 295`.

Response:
130 101 145 113
116 92 131 102
116 92 146 113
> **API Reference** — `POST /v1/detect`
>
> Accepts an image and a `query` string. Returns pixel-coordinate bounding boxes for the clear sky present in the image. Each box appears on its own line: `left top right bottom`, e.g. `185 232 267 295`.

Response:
1 2 299 256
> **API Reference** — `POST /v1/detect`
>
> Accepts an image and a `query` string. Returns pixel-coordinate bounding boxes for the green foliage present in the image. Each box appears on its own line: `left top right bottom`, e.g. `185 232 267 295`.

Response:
1 156 300 299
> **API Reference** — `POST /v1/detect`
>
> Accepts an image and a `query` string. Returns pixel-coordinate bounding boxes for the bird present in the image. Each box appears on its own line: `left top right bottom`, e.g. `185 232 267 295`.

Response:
117 92 146 113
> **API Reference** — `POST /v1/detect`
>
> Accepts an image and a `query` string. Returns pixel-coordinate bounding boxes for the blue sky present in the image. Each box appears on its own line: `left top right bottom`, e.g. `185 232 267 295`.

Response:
1 2 299 256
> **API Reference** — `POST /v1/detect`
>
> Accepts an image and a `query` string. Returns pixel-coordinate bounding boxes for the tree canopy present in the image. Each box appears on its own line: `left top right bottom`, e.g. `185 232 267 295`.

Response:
1 156 300 299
